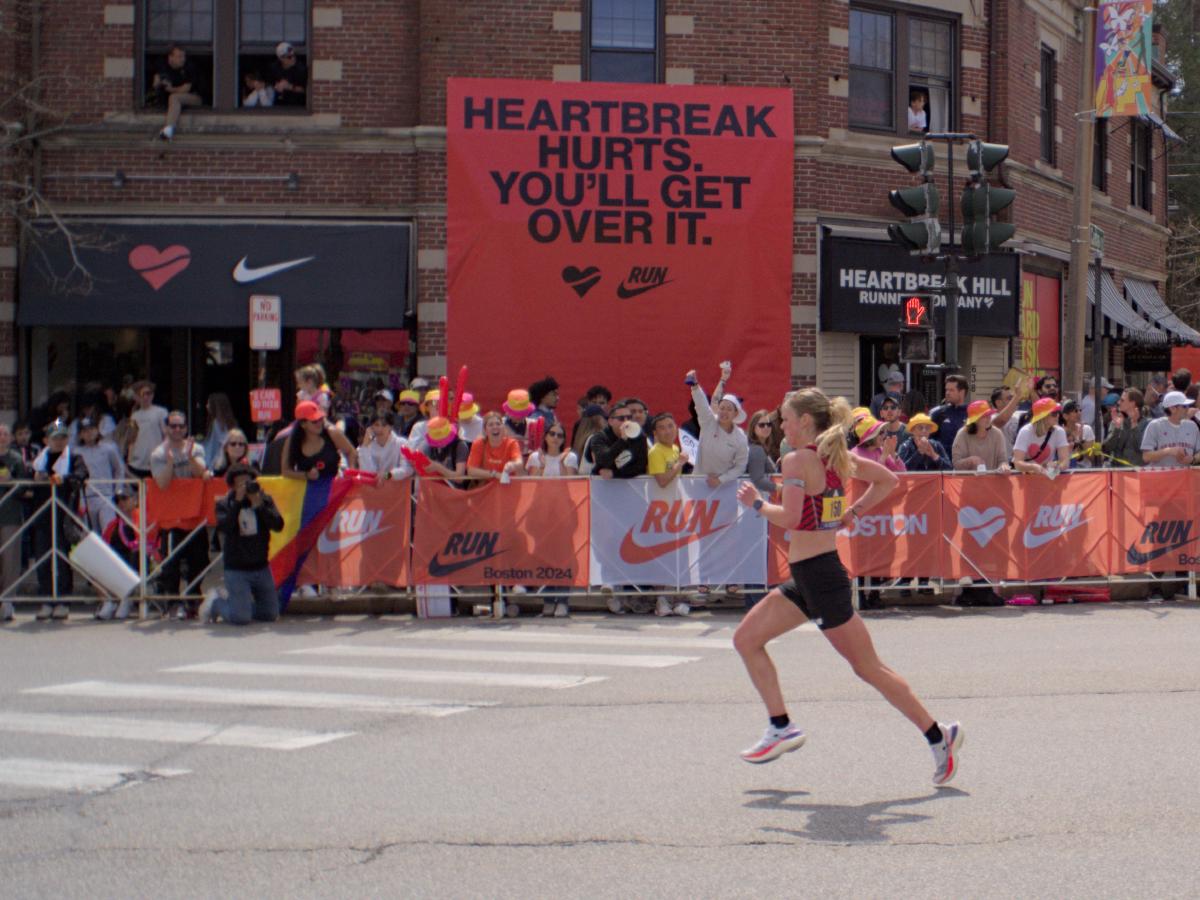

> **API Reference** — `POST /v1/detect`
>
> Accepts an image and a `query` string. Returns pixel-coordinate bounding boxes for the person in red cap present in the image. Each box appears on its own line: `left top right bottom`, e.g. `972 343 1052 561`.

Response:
281 400 357 482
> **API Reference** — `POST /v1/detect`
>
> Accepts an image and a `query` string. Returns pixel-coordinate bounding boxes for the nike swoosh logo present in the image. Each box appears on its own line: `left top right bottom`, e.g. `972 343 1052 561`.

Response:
232 256 316 283
1022 518 1090 549
1126 537 1198 566
316 526 392 554
618 523 729 565
616 280 673 299
428 549 504 577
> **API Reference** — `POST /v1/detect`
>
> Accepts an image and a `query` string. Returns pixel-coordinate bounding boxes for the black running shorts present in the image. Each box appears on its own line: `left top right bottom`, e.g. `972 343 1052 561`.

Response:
777 551 855 630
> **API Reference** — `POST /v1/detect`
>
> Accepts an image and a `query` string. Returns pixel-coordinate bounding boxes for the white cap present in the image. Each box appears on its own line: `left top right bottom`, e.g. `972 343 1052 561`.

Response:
1162 390 1193 409
275 42 295 59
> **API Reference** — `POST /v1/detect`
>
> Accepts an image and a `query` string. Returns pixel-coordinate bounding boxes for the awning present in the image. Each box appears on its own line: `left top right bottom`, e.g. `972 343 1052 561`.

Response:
1086 268 1169 344
1124 278 1200 345
1142 112 1183 144
18 219 411 328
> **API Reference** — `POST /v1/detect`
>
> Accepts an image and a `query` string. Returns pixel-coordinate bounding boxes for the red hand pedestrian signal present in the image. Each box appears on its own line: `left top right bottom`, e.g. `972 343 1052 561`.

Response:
904 296 929 327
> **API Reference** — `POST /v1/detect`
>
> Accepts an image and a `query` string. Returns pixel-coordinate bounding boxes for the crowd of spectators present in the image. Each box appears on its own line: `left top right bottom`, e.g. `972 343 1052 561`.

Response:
4 361 1196 623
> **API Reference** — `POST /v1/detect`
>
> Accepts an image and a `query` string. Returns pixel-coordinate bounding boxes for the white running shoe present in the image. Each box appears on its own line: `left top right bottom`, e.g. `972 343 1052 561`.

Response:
554 601 569 618
95 600 117 620
198 588 221 624
740 723 806 764
35 603 52 620
931 721 965 786
673 601 691 616
654 596 673 617
114 597 134 620
605 595 625 615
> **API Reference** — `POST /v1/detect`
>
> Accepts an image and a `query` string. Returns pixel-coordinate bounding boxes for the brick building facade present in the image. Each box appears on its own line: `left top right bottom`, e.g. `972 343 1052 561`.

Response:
0 0 1177 426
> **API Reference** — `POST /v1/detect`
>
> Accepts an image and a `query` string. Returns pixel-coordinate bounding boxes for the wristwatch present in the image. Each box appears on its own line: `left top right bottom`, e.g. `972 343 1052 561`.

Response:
752 498 764 511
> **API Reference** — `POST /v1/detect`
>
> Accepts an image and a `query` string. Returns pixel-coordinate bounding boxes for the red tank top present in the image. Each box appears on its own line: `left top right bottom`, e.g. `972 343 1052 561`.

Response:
794 444 846 531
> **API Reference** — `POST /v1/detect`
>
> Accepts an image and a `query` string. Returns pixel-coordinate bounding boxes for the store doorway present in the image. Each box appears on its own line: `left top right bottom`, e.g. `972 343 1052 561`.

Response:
858 335 947 413
190 329 255 438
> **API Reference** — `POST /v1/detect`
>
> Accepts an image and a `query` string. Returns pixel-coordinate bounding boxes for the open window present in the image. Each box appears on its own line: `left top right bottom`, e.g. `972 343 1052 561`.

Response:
140 0 309 113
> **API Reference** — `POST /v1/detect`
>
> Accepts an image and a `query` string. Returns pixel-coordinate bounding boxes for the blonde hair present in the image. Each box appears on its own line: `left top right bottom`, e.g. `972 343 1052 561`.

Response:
785 388 855 482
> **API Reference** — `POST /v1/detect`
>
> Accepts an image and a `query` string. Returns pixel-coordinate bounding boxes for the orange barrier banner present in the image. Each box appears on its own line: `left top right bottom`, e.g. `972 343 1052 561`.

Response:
145 479 226 530
942 472 1110 581
838 474 943 577
1111 469 1200 574
411 479 589 586
299 481 412 587
768 474 943 580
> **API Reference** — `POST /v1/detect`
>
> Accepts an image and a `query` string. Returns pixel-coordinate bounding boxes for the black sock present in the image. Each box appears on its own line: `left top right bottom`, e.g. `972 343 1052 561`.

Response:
924 722 944 745
770 714 790 729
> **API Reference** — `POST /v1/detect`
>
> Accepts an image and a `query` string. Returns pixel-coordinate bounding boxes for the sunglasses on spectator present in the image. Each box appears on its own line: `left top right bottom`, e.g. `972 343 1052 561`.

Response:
610 414 632 422
228 441 246 446
754 421 773 429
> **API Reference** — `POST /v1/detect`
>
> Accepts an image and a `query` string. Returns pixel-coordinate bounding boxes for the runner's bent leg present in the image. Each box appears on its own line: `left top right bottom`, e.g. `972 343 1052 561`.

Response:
822 613 935 732
732 590 807 717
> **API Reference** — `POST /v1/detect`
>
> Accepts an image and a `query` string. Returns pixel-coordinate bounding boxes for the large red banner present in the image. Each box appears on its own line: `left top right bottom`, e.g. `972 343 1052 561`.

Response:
446 78 794 420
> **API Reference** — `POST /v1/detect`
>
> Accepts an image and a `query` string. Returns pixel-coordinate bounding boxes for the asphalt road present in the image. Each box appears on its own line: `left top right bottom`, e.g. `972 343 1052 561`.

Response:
1 600 1198 898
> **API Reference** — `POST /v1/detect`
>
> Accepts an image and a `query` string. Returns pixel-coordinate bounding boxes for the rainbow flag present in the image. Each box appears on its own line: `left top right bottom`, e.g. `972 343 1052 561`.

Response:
263 477 354 608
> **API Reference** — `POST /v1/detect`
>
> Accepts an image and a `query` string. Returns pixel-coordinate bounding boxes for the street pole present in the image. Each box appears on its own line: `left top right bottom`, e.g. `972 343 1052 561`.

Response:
1092 251 1104 441
945 140 959 370
1065 6 1098 403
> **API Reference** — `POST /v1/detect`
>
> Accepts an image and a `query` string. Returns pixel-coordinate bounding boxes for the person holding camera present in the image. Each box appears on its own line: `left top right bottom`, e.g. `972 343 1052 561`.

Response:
199 464 284 626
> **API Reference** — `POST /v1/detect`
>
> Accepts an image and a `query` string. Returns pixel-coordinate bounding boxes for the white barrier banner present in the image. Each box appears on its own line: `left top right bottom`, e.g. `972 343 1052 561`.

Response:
589 476 766 587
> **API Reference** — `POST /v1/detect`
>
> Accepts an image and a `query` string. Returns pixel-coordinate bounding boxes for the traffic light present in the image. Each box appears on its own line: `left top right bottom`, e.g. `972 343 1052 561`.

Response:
961 140 1015 256
898 293 936 363
888 142 941 256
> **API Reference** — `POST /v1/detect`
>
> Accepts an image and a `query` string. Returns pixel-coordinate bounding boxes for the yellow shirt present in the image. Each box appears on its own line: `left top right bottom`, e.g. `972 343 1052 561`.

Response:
647 442 681 475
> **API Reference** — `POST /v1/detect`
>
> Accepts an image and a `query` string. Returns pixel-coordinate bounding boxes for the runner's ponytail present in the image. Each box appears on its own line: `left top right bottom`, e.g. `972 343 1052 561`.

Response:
816 396 855 483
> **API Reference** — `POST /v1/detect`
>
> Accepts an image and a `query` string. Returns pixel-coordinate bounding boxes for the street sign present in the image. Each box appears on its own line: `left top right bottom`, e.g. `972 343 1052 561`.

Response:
249 294 282 350
250 388 282 423
1090 224 1105 256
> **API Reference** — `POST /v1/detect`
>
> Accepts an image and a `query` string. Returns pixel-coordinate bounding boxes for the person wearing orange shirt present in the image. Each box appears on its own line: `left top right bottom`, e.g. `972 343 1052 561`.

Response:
467 411 525 483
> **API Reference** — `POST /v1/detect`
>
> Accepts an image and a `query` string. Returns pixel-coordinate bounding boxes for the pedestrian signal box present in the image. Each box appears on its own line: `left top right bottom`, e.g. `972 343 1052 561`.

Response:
899 292 937 364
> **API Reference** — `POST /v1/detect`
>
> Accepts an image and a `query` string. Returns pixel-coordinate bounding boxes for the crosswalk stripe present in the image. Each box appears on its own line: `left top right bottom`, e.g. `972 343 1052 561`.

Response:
394 629 735 650
25 681 495 717
285 644 700 668
0 711 355 750
166 661 607 690
0 757 189 793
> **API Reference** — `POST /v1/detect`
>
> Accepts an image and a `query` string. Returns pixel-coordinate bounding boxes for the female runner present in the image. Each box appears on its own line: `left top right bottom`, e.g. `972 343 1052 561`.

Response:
733 388 963 785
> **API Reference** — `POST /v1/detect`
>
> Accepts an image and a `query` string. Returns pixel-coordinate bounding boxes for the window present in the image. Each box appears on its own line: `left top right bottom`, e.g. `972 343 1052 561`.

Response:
585 0 661 83
141 0 310 113
849 5 956 136
1093 119 1106 192
1131 121 1153 211
1040 46 1056 165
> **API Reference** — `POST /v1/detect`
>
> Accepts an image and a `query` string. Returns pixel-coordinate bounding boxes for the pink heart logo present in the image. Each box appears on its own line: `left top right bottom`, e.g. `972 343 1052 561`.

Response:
129 244 191 290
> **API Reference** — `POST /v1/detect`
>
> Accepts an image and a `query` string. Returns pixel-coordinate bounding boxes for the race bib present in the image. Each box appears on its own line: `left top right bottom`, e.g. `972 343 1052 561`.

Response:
821 494 845 526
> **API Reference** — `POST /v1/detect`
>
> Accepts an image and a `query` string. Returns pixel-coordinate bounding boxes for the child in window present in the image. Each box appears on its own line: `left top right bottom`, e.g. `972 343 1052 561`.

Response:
908 90 928 133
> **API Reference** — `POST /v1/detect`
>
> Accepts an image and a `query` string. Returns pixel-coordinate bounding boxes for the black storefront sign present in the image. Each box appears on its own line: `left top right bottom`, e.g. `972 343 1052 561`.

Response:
18 219 410 328
821 237 1019 337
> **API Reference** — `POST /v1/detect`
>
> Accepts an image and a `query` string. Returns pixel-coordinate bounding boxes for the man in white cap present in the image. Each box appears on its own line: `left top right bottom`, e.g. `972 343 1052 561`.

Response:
269 42 307 106
1141 391 1200 468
